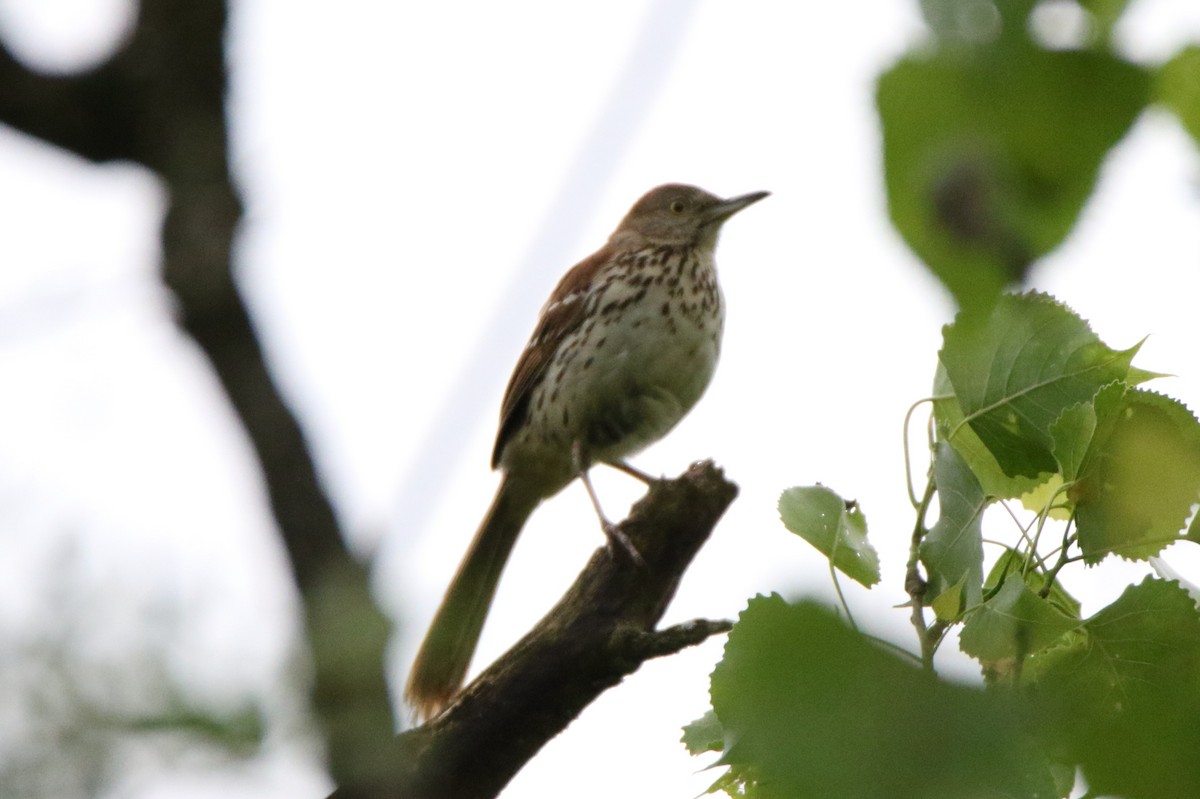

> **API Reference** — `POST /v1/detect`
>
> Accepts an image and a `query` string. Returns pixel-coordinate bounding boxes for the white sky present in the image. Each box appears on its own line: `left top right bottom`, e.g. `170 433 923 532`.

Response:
1 1 1199 797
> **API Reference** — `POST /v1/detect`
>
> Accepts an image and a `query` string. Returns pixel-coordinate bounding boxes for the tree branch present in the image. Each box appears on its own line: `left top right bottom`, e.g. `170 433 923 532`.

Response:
0 39 138 164
350 461 738 799
0 0 392 786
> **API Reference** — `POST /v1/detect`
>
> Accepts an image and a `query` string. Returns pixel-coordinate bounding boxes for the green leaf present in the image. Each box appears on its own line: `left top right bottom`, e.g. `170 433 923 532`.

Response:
984 547 1082 621
1156 45 1200 148
1049 401 1096 481
920 441 987 616
877 46 1149 309
709 595 1056 799
939 292 1141 479
932 362 1046 499
779 486 880 587
681 710 724 756
1018 472 1071 520
1028 577 1200 798
1073 385 1200 562
928 575 967 623
1077 0 1134 44
959 573 1080 664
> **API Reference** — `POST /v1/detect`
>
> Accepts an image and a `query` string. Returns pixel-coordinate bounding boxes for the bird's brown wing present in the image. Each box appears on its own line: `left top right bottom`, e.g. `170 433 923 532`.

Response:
492 245 613 468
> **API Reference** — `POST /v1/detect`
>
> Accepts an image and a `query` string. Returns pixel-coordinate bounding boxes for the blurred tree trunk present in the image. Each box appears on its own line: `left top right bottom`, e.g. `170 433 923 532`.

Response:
0 0 394 790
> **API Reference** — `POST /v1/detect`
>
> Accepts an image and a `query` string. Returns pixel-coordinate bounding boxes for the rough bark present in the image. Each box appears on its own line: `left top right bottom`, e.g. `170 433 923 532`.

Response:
355 461 738 799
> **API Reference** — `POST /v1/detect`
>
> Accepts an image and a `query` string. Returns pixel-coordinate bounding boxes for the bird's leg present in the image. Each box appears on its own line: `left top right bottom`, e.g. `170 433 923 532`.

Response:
573 441 645 566
606 460 658 485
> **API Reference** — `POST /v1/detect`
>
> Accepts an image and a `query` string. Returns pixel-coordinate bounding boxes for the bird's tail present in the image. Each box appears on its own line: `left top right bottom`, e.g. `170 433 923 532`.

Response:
404 473 539 721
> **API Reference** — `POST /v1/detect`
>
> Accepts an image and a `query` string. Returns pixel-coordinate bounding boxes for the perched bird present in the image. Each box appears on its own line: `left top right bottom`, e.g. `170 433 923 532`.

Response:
405 183 768 721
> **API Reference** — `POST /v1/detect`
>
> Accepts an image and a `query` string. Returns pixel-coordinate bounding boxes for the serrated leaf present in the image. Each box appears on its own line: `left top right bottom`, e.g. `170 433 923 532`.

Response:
960 574 1080 663
1050 401 1096 481
920 441 986 614
1073 384 1200 563
1127 362 1170 386
877 47 1148 309
1151 557 1200 608
700 769 756 798
1156 45 1200 148
709 595 1056 799
1028 577 1200 798
681 710 725 756
932 361 1045 499
940 292 1142 479
779 486 879 587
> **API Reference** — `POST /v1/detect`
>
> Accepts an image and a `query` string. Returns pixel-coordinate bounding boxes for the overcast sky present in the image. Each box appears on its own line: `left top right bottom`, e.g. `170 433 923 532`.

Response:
2 1 1199 797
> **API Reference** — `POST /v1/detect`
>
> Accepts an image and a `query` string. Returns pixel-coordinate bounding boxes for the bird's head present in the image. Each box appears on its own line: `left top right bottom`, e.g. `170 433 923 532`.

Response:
611 183 769 249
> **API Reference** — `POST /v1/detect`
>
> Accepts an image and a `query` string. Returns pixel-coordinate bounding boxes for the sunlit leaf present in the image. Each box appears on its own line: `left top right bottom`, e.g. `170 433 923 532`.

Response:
1073 385 1200 563
1018 472 1071 520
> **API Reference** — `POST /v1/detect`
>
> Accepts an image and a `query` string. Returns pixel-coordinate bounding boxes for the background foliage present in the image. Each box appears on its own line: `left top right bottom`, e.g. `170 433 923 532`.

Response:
687 2 1200 797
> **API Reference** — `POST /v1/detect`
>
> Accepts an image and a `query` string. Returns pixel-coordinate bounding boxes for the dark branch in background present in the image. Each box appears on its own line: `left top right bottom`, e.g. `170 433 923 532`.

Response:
344 461 738 799
0 0 393 788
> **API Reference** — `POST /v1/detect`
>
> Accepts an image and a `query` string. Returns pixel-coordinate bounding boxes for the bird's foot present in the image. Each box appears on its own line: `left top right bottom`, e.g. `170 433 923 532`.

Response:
608 460 659 485
604 521 646 568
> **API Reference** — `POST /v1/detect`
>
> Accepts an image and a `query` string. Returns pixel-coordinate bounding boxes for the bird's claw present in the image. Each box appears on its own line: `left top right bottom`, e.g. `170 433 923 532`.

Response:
604 522 646 568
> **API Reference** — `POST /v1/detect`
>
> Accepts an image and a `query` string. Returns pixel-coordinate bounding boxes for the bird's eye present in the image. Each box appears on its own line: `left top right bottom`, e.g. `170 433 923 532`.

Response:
669 200 686 213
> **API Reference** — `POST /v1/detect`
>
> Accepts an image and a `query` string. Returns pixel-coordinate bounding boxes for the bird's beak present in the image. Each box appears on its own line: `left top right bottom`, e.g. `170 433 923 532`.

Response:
706 190 770 224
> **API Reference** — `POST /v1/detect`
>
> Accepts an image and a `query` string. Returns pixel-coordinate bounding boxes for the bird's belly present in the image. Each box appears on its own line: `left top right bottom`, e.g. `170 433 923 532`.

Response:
498 254 725 480
555 301 722 462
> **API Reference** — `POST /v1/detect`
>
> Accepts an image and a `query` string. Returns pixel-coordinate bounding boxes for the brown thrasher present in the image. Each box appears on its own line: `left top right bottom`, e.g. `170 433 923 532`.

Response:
404 183 768 721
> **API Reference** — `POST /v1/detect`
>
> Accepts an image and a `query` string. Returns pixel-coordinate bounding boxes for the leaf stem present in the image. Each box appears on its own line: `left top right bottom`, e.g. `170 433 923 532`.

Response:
906 475 940 669
903 398 935 508
1039 523 1078 598
829 563 858 631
